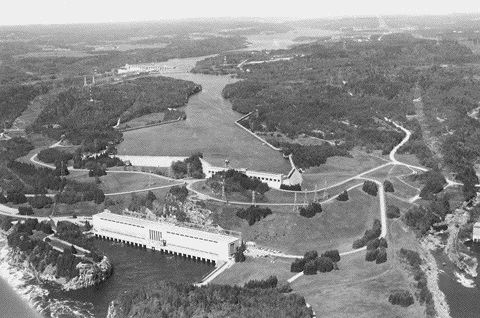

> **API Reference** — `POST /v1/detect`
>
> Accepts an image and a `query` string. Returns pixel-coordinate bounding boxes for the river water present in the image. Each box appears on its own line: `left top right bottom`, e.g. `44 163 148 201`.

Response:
0 237 212 318
436 241 480 318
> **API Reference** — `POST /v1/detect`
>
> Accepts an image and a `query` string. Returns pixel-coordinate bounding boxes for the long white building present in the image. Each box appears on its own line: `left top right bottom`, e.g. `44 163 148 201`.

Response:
92 211 241 263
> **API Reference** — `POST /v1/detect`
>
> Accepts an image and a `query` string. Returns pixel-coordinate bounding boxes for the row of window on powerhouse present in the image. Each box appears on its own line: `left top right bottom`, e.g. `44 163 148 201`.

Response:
100 217 219 244
207 170 281 183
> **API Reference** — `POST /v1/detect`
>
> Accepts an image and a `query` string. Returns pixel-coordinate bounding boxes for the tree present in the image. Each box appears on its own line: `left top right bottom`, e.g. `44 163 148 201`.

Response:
18 206 34 215
299 202 322 218
70 245 77 254
321 250 340 262
366 238 380 250
365 249 378 262
303 250 318 262
7 190 27 204
389 290 414 307
362 180 378 196
376 247 387 264
378 237 388 248
290 258 306 272
84 221 92 231
386 205 401 218
336 190 349 201
234 243 246 262
0 193 7 204
316 256 334 272
303 260 317 275
383 180 394 192
419 170 446 199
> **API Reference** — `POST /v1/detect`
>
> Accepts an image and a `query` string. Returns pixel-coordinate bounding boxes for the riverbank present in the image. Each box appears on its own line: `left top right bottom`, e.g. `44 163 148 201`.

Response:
420 235 451 318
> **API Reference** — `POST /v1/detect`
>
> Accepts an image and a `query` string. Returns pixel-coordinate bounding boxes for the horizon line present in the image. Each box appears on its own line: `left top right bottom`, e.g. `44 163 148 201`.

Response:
1 12 480 28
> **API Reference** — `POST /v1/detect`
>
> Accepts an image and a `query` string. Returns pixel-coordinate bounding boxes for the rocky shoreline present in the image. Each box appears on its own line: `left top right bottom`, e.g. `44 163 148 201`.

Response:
5 246 113 291
420 235 451 318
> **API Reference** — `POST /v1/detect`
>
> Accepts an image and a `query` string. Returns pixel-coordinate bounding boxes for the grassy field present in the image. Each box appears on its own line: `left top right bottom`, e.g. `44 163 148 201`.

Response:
212 256 293 286
208 188 380 255
68 171 178 194
302 149 387 189
191 178 363 205
118 72 291 174
34 201 103 217
117 112 166 130
290 218 425 318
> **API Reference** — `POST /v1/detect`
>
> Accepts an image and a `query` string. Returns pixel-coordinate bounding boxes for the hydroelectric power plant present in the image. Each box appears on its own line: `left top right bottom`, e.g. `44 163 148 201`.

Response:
92 211 242 264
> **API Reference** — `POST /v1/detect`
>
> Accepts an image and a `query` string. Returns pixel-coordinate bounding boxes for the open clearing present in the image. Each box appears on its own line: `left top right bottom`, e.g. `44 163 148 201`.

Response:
209 188 380 255
302 149 387 189
289 218 424 318
68 171 178 194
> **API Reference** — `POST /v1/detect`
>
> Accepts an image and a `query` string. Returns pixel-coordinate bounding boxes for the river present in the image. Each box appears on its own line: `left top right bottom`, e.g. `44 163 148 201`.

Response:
436 241 480 318
118 28 337 174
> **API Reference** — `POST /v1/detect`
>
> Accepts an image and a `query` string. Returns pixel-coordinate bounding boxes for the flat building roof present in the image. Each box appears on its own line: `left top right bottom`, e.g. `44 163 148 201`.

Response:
94 211 240 244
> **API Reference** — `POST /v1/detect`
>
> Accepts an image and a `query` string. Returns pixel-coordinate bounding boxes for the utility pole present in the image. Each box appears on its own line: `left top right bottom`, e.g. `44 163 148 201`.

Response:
252 190 256 206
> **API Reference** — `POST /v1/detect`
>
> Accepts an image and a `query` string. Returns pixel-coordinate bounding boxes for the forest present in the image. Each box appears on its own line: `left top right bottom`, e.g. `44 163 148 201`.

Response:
191 36 477 165
0 83 50 127
109 280 312 318
31 76 200 152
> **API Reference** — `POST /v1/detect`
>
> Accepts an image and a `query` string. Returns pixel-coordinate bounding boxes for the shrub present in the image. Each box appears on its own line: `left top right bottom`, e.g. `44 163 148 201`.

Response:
280 184 302 191
277 282 292 293
336 190 349 201
362 180 378 196
389 290 414 307
316 256 334 272
383 180 394 192
365 249 378 262
290 258 306 272
376 247 387 264
18 206 34 215
387 205 401 218
244 276 278 289
0 193 7 204
299 202 322 218
303 260 317 275
321 250 340 262
236 206 272 226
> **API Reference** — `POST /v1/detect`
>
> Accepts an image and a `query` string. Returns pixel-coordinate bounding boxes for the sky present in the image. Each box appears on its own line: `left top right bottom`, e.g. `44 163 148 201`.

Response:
1 0 480 25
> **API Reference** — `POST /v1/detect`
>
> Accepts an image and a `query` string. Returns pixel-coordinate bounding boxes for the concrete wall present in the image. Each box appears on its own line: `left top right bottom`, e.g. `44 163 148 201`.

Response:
117 155 187 168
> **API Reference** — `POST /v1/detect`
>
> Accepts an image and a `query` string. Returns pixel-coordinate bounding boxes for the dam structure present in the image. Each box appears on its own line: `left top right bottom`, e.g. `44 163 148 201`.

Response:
92 211 242 264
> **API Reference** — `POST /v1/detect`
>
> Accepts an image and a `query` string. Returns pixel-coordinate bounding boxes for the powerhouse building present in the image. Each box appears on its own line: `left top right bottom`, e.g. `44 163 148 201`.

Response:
92 211 241 263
